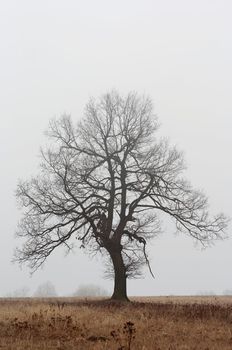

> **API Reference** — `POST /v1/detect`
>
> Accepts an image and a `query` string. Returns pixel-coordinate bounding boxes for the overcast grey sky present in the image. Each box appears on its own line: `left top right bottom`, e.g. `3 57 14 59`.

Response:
0 0 231 297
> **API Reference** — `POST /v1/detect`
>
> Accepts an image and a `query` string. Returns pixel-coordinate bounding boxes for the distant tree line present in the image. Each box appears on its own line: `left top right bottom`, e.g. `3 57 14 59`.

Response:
3 281 109 298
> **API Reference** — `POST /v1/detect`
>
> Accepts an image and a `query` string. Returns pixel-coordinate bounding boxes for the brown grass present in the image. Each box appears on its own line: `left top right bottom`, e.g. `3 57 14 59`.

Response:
0 296 232 349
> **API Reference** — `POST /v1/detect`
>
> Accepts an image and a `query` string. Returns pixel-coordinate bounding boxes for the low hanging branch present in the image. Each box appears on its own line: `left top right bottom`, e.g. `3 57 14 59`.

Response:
123 230 155 278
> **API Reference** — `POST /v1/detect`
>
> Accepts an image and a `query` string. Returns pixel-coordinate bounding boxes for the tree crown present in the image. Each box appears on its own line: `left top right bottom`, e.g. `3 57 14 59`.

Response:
15 91 228 277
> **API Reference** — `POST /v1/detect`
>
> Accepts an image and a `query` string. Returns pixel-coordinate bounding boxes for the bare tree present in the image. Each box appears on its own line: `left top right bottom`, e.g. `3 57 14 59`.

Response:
15 91 228 301
73 284 109 297
5 286 30 298
33 281 57 297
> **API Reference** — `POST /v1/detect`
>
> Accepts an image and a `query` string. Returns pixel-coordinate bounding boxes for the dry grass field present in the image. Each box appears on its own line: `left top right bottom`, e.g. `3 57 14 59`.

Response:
0 296 232 349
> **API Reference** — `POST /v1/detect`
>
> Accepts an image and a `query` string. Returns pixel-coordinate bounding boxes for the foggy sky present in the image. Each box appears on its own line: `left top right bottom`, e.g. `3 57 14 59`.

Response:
0 0 231 297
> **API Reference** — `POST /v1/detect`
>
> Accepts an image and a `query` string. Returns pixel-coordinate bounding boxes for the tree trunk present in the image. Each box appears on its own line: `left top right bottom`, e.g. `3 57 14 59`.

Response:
109 249 129 301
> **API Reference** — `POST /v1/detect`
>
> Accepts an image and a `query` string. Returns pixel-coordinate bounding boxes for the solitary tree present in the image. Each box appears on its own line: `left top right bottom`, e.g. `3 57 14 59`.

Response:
15 91 227 301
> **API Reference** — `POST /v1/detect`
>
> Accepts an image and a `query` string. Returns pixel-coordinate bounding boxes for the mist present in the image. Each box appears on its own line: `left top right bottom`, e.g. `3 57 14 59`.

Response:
0 0 231 297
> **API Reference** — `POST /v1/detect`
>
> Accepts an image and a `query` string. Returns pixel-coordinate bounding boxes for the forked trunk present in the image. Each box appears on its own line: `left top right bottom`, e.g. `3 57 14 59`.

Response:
109 249 129 301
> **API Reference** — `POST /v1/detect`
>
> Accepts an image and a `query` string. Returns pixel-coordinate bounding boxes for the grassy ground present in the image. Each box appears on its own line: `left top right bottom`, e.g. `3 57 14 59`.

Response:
0 296 232 349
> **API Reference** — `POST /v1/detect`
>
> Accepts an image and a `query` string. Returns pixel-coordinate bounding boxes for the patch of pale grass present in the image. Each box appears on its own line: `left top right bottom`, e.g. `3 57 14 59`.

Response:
0 297 232 349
